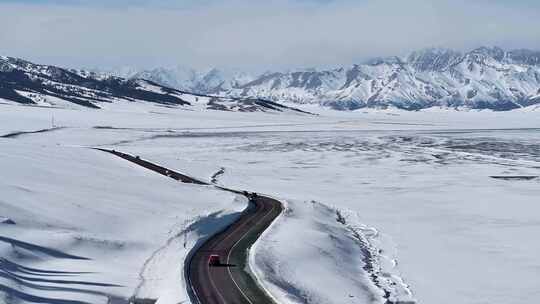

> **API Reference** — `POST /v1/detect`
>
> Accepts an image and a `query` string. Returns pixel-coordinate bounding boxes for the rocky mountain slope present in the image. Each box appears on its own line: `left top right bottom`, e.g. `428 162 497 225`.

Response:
0 56 307 114
112 47 540 111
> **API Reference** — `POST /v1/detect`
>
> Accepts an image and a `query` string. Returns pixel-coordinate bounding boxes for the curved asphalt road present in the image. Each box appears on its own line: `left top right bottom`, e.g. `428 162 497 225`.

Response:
189 193 281 304
96 148 281 304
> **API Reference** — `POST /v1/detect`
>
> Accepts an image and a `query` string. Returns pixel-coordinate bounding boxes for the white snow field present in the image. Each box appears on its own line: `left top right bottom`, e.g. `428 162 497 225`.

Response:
0 129 247 303
1 102 540 304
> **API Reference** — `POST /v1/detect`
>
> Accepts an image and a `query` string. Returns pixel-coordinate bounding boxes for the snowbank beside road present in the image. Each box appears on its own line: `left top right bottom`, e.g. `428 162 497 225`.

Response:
0 141 247 304
249 199 415 304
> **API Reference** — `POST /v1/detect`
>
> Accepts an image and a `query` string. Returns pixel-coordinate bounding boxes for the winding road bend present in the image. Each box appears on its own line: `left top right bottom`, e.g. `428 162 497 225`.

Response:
96 148 281 304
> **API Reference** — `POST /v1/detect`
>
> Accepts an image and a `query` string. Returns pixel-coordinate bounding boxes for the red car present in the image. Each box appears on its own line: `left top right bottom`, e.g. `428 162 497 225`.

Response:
208 254 221 266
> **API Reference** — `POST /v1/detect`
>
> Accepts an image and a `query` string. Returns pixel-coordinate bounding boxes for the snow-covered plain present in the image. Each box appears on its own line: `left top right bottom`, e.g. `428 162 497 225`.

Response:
0 107 248 304
1 102 539 304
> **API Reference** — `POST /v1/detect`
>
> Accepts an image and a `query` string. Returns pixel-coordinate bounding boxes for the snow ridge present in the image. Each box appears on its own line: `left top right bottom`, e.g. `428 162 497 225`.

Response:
336 209 415 304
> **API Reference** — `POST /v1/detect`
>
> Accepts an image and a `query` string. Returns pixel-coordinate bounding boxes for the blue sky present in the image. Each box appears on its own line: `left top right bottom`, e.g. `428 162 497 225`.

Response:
1 0 539 70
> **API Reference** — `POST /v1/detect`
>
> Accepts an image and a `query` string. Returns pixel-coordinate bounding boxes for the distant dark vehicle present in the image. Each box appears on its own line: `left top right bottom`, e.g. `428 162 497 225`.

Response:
208 254 221 266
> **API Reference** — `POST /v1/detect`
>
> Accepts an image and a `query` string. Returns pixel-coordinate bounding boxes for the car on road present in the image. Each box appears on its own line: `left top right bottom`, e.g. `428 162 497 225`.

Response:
208 254 221 266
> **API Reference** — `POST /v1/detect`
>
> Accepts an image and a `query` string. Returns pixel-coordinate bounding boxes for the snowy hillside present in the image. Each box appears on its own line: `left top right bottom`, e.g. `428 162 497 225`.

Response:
112 47 540 111
0 141 247 304
0 56 307 114
95 65 255 95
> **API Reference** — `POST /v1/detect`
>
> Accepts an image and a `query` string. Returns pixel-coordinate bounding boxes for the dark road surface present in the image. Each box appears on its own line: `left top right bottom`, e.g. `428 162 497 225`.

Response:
97 148 281 304
188 194 281 304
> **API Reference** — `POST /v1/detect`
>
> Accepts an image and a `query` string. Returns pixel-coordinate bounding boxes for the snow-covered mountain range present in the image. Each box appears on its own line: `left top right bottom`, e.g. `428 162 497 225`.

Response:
93 66 255 96
105 47 540 111
0 56 307 114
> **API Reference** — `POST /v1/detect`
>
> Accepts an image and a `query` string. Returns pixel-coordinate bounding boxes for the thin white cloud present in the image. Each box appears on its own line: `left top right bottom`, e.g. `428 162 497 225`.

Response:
1 0 539 70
